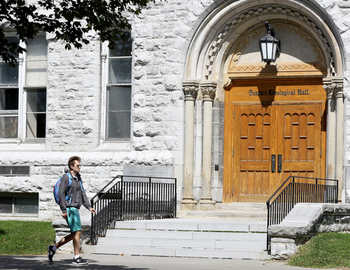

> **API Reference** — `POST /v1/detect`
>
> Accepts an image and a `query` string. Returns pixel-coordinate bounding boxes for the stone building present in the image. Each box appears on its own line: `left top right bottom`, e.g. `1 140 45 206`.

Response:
0 0 349 220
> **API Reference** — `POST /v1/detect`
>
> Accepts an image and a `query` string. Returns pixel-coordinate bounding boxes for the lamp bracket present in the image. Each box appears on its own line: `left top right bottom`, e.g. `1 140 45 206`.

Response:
265 21 276 38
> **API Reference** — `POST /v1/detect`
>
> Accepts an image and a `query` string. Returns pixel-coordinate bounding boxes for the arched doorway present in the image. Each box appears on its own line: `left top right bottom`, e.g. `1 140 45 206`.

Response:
181 1 344 206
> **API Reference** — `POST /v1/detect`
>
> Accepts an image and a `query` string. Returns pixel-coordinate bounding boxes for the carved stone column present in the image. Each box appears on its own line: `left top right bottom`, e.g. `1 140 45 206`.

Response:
181 81 199 206
323 81 336 182
335 79 344 202
200 81 217 204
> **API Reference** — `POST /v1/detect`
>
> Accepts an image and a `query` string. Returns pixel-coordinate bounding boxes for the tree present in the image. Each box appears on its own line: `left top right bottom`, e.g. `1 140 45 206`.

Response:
0 0 155 65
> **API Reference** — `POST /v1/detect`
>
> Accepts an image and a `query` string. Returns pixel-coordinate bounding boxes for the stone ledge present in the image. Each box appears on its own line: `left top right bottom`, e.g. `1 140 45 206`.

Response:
269 203 350 259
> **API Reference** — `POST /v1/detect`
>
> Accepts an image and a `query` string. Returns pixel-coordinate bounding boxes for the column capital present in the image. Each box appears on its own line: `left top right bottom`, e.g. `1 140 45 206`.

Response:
323 78 344 99
201 81 217 101
323 82 336 99
336 83 344 98
182 81 199 101
333 78 344 98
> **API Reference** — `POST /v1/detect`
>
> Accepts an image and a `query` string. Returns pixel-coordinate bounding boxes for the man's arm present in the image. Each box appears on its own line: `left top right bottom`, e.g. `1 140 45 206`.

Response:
80 179 97 214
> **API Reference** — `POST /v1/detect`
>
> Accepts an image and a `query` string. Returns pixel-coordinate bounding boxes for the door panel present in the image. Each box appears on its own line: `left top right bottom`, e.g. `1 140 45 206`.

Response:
233 104 275 202
277 104 322 184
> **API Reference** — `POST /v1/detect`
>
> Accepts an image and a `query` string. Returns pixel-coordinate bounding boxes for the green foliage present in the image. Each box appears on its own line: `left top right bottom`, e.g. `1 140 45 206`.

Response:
289 232 350 268
0 221 55 255
0 0 155 65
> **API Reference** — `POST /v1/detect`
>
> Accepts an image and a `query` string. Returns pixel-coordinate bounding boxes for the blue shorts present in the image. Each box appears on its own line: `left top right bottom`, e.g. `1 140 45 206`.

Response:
66 207 82 233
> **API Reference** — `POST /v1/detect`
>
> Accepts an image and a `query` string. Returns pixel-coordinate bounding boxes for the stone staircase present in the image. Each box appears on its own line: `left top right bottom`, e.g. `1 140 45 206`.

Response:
83 203 270 260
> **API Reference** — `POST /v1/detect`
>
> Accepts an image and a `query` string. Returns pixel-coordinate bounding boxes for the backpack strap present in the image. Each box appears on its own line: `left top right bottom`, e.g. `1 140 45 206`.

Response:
66 172 73 205
77 174 84 192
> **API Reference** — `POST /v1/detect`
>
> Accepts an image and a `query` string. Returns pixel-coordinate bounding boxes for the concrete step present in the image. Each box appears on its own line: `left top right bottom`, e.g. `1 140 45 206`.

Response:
178 203 267 220
85 245 269 260
180 211 267 220
83 218 270 260
113 218 267 232
98 232 267 250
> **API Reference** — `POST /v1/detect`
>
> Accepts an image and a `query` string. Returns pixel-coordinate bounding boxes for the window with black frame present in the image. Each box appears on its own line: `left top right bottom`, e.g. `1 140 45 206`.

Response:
106 32 132 140
0 193 38 215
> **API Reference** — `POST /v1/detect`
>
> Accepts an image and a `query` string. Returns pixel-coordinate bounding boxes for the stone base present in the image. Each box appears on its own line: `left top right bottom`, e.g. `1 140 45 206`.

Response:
271 238 299 260
199 199 215 204
198 199 216 211
180 199 197 211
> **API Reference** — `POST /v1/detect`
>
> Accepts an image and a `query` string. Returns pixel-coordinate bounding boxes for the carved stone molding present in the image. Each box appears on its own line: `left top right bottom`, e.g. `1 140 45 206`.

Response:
323 79 344 99
182 81 199 101
323 83 336 99
335 83 344 99
205 4 334 79
201 81 217 101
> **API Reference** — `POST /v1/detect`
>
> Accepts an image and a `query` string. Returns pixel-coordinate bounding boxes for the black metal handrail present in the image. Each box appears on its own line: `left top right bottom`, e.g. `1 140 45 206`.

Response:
266 176 338 252
90 175 177 245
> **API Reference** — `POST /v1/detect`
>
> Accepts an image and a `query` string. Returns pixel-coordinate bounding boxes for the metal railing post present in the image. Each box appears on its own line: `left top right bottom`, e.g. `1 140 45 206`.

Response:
121 176 124 219
149 177 152 219
175 178 177 217
266 201 270 252
90 198 94 244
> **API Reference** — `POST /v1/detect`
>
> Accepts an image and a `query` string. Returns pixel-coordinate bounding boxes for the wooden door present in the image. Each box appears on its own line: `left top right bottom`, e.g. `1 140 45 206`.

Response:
223 78 326 203
231 103 323 202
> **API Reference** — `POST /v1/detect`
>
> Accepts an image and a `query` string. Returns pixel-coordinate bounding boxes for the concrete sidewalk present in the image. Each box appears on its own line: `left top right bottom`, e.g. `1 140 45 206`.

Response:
0 254 340 270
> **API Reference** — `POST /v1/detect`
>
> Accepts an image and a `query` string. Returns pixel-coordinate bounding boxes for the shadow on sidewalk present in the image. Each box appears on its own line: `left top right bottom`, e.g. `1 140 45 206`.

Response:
0 256 149 270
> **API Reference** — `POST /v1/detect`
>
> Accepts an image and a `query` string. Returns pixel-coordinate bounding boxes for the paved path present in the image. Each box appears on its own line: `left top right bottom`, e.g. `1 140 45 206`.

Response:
0 254 340 270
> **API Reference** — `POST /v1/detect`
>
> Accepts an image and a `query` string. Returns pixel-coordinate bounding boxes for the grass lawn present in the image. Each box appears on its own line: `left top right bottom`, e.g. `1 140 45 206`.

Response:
0 220 55 255
289 232 350 268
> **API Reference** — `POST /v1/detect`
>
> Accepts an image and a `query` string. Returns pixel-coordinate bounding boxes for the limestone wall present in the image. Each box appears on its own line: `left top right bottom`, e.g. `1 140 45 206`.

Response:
0 0 350 220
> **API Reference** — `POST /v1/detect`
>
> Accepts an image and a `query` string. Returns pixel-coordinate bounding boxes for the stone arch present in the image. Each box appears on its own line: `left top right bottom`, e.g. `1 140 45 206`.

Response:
181 0 346 206
184 0 344 89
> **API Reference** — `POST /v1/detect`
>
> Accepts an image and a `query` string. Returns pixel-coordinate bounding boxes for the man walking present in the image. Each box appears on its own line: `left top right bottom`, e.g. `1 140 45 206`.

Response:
48 156 96 265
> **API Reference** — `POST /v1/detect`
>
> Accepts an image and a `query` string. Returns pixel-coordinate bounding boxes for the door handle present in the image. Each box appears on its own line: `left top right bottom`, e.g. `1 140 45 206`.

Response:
278 155 282 173
271 155 276 173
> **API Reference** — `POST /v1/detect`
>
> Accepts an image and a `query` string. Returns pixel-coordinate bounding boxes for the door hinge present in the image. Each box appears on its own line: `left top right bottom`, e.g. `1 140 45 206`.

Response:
233 111 235 119
233 150 234 157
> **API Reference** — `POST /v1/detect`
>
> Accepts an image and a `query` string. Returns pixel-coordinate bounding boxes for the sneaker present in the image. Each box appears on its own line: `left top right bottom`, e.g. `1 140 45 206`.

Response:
47 245 56 262
72 256 88 265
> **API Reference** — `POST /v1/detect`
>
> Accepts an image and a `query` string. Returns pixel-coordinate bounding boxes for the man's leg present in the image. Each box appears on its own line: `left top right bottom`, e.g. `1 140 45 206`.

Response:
68 208 88 264
72 230 81 256
56 232 75 249
48 232 75 262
